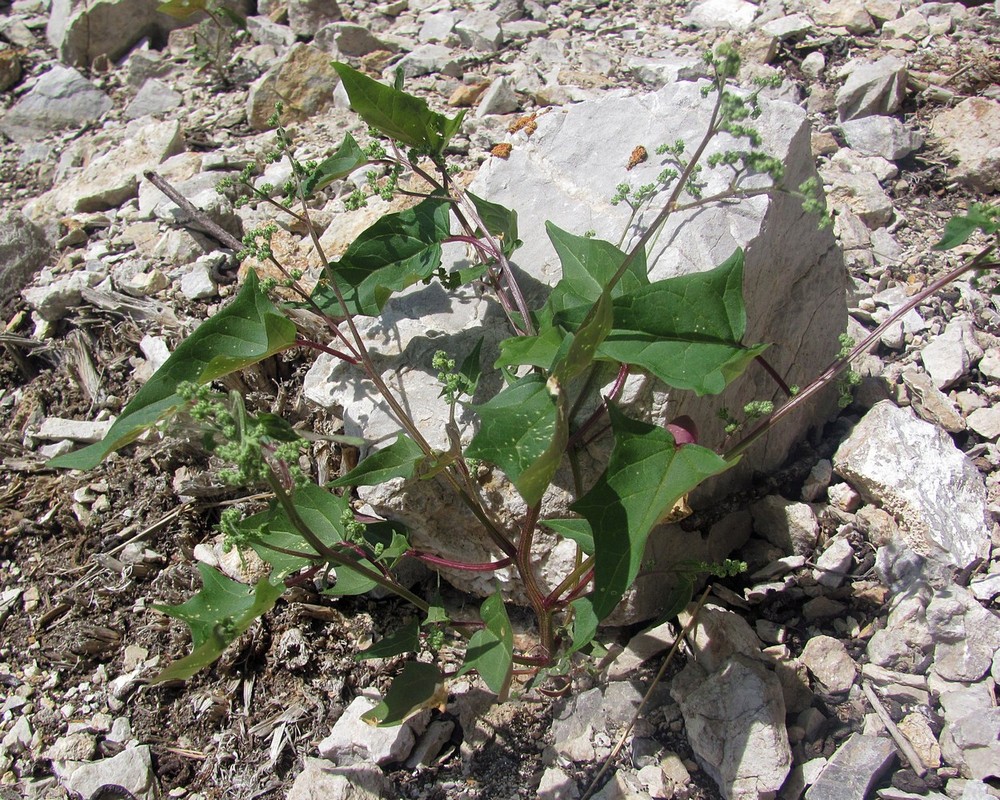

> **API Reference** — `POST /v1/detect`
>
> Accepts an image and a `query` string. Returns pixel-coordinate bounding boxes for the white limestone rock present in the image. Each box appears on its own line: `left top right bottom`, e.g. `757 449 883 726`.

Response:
286 758 394 800
836 56 907 121
681 0 758 30
929 97 1000 192
926 586 1000 683
839 115 923 161
920 317 982 389
0 65 111 143
318 695 424 766
800 635 858 694
834 400 989 570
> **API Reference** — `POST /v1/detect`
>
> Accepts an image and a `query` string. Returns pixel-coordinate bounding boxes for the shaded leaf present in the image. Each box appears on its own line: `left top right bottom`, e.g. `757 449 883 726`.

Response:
933 205 1000 251
361 661 444 726
302 133 367 197
468 192 521 257
458 593 513 695
356 619 421 660
316 198 451 316
572 404 732 619
552 289 612 383
568 597 599 655
49 271 296 470
495 326 566 371
540 518 594 555
151 564 284 683
332 63 464 156
465 374 562 506
328 434 426 488
322 558 379 596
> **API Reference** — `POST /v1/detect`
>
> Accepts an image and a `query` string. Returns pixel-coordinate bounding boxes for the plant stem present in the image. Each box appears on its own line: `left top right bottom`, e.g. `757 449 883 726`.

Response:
406 550 512 572
516 503 553 659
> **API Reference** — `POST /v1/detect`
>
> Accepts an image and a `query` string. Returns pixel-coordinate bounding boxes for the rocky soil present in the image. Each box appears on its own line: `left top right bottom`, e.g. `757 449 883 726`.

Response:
1 0 1000 799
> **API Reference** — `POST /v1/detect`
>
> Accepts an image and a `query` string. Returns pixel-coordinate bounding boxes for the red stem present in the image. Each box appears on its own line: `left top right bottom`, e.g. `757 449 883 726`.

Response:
406 550 513 572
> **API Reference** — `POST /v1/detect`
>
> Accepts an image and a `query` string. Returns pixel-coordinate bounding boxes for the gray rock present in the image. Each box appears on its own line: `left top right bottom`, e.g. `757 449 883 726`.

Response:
22 269 106 321
978 348 1000 380
941 709 1000 781
761 13 813 39
866 593 933 674
901 369 965 433
286 758 394 800
455 10 503 51
883 8 930 39
836 56 907 121
0 65 111 143
475 76 519 116
46 0 189 67
550 682 643 762
59 745 158 800
181 262 219 301
921 317 982 389
800 635 858 694
804 734 895 800
820 163 894 228
318 695 423 765
246 15 297 48
624 55 710 89
36 416 115 443
967 406 1000 440
123 78 183 120
751 496 820 556
287 0 343 37
537 765 580 800
926 586 1000 683
929 98 1000 191
969 571 1000 602
839 115 923 160
391 44 464 78
682 0 758 31
811 0 875 32
813 536 853 588
833 400 989 570
679 604 764 673
801 51 826 80
303 80 845 620
418 11 461 43
314 22 396 57
606 620 676 680
672 656 791 800
246 43 342 131
0 209 50 306
801 459 833 502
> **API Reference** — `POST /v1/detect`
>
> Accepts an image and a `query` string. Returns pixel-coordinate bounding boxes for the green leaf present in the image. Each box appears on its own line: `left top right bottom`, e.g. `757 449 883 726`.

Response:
933 205 1000 251
216 6 247 29
247 483 351 579
468 192 521 257
49 271 296 470
495 327 566 371
541 224 648 325
465 374 563 506
568 597 599 655
540 518 594 555
361 661 444 726
572 404 732 620
151 564 284 683
553 289 613 383
458 593 513 695
322 558 380 596
652 576 695 626
423 606 450 626
328 434 426 488
302 133 367 197
593 248 767 395
156 0 207 19
457 337 485 397
332 62 465 156
316 198 451 316
356 619 421 660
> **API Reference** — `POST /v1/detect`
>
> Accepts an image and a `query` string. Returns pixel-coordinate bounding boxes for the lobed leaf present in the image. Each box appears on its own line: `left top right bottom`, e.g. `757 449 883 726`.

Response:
361 661 444 726
572 404 732 619
49 271 297 470
151 564 284 683
332 63 464 156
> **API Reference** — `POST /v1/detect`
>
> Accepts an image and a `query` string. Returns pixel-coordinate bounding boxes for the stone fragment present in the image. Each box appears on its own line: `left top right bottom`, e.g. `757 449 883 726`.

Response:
833 400 989 570
59 745 158 800
247 15 297 48
391 44 463 78
672 656 791 800
926 586 1000 683
45 732 97 761
36 416 114 443
801 459 833 502
678 604 763 673
813 537 853 588
836 56 906 121
537 764 580 799
0 47 22 92
897 713 940 770
942 708 1000 781
751 496 819 556
827 482 861 512
455 10 503 51
762 13 813 40
969 572 1000 602
839 116 923 161
967 406 1000 440
22 269 106 321
315 22 395 57
318 695 422 765
820 164 894 228
811 0 875 32
901 369 965 433
682 0 758 30
123 77 183 120
978 348 1000 380
929 98 1000 192
419 11 460 43
804 734 895 800
180 262 218 301
303 80 845 619
475 76 519 116
550 683 643 762
800 635 858 694
625 55 709 89
286 758 394 800
46 0 189 67
0 65 111 143
802 51 826 80
865 0 901 22
607 620 676 680
883 8 930 40
921 317 982 389
247 43 342 130
287 0 343 37
0 209 50 305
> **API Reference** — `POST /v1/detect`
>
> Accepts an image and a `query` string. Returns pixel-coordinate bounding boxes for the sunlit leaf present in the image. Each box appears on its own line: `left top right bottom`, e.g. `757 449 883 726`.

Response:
458 593 513 695
328 434 426 488
49 271 296 470
468 192 521 257
302 133 367 197
933 204 1000 251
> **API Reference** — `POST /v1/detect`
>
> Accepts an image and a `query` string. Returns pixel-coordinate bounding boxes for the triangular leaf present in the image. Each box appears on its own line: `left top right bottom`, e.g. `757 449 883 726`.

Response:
457 593 513 695
332 62 465 156
567 597 599 655
316 198 451 316
328 434 426 488
495 326 566 371
151 564 284 683
49 271 296 470
468 192 521 257
572 404 732 619
302 133 367 197
356 619 421 661
933 204 1000 251
540 518 594 555
361 661 444 726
